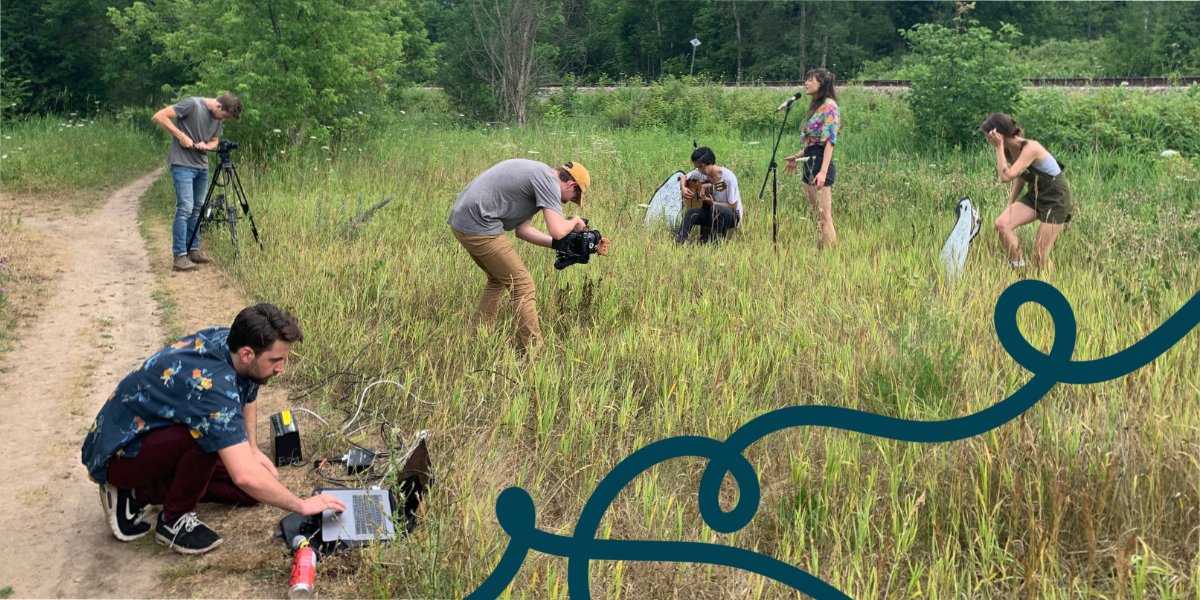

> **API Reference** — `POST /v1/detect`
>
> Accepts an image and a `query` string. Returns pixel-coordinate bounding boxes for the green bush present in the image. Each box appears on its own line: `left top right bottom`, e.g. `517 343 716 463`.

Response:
1016 85 1200 156
902 21 1024 148
1010 39 1110 79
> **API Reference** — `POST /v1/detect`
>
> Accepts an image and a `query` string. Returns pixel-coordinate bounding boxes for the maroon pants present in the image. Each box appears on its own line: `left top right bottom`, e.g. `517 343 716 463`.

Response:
107 425 258 521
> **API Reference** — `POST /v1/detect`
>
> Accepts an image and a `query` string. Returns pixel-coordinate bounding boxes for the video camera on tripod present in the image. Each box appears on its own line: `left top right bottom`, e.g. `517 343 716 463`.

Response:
189 139 262 256
216 139 239 156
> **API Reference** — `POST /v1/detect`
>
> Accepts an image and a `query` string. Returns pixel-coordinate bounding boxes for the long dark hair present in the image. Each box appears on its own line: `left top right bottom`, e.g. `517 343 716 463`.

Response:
805 68 838 120
981 113 1024 161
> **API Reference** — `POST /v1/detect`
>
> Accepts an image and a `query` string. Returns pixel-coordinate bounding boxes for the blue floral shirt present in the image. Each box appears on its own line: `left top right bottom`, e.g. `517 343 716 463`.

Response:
81 327 258 484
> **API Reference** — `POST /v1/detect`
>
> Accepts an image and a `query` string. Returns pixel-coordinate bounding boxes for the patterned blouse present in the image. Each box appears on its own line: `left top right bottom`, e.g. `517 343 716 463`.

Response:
803 98 841 146
81 327 258 484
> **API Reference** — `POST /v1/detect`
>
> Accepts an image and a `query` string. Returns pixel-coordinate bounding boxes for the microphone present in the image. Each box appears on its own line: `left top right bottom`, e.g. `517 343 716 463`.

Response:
775 91 803 113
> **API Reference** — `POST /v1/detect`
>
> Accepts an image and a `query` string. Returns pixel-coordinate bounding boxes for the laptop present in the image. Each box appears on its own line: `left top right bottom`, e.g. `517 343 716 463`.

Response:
315 488 397 544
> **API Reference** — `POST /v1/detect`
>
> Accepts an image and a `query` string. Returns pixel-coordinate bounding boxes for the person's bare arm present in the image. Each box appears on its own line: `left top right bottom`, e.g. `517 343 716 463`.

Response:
543 209 586 240
218 442 344 515
514 220 552 248
998 143 1041 183
681 178 695 199
196 137 219 152
244 401 258 449
241 401 279 479
151 106 195 148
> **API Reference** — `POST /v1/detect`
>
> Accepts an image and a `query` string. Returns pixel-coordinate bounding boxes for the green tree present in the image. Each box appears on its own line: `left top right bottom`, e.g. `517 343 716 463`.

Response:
902 19 1024 147
109 0 433 147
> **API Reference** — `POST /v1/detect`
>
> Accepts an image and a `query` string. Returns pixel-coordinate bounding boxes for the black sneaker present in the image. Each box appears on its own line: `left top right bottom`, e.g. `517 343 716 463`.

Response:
99 483 152 541
155 511 223 555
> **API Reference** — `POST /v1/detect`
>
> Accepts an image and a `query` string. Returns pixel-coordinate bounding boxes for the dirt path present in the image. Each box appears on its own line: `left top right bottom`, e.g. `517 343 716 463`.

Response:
0 170 167 598
0 171 349 599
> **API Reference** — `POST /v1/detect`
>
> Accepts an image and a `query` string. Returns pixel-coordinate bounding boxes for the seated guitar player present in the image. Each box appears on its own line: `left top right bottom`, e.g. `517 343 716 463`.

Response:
676 146 743 244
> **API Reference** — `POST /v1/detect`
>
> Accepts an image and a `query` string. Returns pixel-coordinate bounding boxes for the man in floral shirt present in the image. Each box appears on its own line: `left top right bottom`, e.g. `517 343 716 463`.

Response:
81 304 345 555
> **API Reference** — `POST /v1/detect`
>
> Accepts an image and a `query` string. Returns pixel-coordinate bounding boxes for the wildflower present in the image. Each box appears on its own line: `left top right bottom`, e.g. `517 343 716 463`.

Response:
0 265 7 270
1 155 6 160
432 123 438 125
321 146 329 150
358 111 363 114
310 136 317 139
459 114 465 117
399 110 406 115
527 150 540 154
1161 149 1179 158
0 287 7 292
749 141 760 145
280 150 286 154
273 129 282 133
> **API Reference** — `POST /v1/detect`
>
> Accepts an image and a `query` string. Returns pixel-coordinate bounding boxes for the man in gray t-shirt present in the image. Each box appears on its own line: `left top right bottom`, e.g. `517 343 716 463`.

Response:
151 93 242 272
448 159 592 349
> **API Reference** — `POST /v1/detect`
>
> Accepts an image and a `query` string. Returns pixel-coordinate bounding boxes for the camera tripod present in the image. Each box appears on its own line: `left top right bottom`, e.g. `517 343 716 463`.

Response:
187 146 262 257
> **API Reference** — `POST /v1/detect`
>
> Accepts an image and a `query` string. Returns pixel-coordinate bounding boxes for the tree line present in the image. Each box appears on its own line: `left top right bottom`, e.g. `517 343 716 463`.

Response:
3 0 1197 126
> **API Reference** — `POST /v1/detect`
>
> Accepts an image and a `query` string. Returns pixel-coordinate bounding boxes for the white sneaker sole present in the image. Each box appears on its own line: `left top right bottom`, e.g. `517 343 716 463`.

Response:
100 484 150 542
155 531 224 555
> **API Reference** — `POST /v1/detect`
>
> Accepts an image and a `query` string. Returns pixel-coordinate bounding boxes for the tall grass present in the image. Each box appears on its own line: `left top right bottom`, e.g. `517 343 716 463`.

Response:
0 112 164 211
144 95 1199 599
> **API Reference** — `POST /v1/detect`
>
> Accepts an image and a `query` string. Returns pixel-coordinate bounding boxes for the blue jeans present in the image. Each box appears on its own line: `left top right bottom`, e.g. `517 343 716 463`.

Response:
171 166 209 256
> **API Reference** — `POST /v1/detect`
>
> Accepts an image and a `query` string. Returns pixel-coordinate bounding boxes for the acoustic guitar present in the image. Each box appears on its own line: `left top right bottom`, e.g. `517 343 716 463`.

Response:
683 179 728 211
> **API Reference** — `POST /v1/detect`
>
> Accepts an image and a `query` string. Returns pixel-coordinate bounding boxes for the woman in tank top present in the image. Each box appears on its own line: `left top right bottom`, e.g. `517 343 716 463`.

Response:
983 113 1075 271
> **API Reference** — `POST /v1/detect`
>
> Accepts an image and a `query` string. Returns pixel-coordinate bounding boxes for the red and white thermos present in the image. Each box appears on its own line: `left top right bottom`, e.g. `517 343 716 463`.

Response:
288 539 317 599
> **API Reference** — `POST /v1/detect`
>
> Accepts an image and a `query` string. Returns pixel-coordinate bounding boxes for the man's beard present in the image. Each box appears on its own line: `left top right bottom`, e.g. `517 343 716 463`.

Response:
249 373 273 386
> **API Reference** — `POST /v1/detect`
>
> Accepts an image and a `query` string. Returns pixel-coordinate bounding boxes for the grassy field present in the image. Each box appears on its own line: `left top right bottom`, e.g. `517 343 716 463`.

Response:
1 112 164 212
123 87 1200 598
0 114 165 361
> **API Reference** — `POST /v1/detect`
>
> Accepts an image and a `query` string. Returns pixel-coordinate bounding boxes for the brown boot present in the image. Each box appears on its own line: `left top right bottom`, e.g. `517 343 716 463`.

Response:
173 255 199 271
187 250 212 264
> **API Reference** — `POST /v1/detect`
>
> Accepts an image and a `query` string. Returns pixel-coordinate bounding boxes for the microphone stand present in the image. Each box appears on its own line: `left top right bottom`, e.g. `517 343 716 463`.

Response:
759 97 795 252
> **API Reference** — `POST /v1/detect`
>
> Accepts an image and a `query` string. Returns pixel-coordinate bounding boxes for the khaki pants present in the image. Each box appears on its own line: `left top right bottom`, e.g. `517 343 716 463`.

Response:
452 228 541 347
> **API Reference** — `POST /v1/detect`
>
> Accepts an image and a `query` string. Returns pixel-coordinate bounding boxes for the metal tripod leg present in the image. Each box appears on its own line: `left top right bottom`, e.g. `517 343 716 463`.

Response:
228 164 262 250
187 166 226 253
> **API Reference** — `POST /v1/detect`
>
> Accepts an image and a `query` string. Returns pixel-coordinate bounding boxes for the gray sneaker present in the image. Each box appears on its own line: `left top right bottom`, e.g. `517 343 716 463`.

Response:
173 255 199 271
187 249 212 264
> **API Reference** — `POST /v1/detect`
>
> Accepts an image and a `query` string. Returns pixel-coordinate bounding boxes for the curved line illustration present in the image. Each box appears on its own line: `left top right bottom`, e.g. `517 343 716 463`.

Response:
464 280 1200 600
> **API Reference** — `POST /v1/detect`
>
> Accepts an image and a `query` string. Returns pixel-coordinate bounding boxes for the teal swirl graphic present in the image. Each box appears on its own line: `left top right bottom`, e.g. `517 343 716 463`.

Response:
464 280 1200 600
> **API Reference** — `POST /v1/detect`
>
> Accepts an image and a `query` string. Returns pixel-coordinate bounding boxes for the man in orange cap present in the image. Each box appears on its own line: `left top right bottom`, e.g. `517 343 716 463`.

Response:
448 159 591 349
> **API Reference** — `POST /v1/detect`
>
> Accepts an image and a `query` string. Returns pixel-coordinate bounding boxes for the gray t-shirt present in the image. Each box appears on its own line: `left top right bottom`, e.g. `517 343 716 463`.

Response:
447 159 563 235
167 97 223 170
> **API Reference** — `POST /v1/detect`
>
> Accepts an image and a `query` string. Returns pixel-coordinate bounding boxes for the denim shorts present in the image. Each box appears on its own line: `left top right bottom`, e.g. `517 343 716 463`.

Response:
801 144 836 188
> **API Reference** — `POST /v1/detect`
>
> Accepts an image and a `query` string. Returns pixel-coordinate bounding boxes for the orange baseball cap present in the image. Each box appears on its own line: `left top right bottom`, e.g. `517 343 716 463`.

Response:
561 161 590 206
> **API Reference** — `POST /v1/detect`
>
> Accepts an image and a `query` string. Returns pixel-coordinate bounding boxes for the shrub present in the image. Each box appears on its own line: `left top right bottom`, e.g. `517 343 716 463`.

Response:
902 21 1024 148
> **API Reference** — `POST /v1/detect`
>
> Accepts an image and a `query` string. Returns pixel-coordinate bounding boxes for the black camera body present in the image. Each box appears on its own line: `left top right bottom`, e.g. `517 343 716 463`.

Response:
551 219 603 270
218 140 240 152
